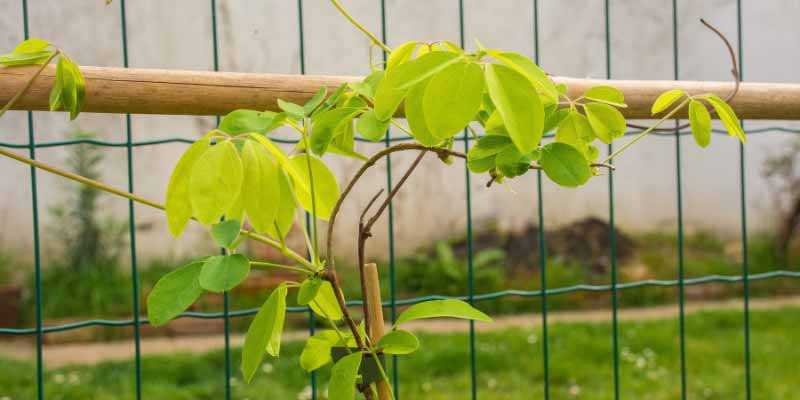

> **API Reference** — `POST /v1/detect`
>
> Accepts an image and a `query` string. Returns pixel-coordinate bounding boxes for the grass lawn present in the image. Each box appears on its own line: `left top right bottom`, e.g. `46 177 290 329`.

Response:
1 306 797 399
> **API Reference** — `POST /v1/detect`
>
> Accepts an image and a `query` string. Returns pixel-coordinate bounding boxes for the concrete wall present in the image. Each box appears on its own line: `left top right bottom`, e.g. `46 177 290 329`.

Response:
1 0 798 265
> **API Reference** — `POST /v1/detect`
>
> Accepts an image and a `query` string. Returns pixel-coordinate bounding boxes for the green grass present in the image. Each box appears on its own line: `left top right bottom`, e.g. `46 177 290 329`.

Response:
1 306 798 399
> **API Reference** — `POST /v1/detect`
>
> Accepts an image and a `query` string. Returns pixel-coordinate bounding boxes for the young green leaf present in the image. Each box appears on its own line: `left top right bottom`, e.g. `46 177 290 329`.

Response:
583 102 626 144
309 280 343 321
165 133 212 236
248 134 307 192
311 83 347 118
218 110 277 135
297 277 324 306
376 329 420 355
387 41 418 71
468 135 513 160
494 145 534 178
582 86 626 107
188 140 243 225
705 94 746 144
310 107 361 155
0 50 53 66
389 50 460 91
240 140 281 233
299 331 340 372
688 99 712 148
226 191 245 222
423 60 484 140
395 299 491 326
198 254 250 293
486 50 558 104
651 89 686 115
303 86 328 115
13 38 50 54
484 63 544 154
146 260 204 327
356 109 390 141
241 283 288 382
555 111 594 160
210 219 241 249
466 155 496 174
540 142 591 188
328 352 363 400
277 99 305 120
264 169 296 239
543 108 570 134
288 154 340 220
404 78 439 146
56 56 85 120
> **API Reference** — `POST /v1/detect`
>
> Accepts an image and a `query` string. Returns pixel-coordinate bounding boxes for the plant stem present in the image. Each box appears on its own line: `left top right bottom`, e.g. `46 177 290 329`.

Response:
0 50 60 118
250 261 312 274
299 121 322 268
601 98 690 164
0 147 315 269
330 0 392 54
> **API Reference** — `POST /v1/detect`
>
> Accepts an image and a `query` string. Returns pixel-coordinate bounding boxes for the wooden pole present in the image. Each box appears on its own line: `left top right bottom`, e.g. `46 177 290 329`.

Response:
364 263 391 400
2 64 800 120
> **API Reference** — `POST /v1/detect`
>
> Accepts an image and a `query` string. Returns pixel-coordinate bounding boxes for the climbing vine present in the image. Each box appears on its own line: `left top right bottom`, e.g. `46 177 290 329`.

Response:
0 1 746 398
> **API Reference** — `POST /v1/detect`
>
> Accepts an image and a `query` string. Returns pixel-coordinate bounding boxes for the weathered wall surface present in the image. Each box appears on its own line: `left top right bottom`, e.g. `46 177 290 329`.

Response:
1 0 798 265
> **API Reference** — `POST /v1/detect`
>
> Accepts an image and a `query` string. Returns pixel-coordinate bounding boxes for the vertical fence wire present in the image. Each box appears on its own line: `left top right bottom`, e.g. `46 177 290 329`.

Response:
20 1 44 399
455 1 478 399
208 2 232 398
736 2 752 398
377 1 401 397
118 1 143 399
532 1 550 398
295 2 317 398
670 1 688 398
603 2 621 399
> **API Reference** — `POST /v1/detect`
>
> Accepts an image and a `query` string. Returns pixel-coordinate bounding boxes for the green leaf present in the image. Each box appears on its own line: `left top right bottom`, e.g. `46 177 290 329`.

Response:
146 260 204 327
198 254 250 293
543 107 570 134
387 41 418 71
395 299 492 326
328 352 362 400
705 94 745 144
582 86 626 107
423 61 484 140
210 219 241 248
49 76 63 112
495 146 534 178
373 77 405 122
165 133 212 236
277 99 305 120
651 89 686 115
555 111 594 160
264 169 296 239
297 277 323 306
468 135 512 160
356 109 390 141
377 329 420 355
218 110 277 135
688 100 712 148
540 142 591 188
288 154 340 221
240 140 281 233
312 84 347 118
467 155 496 174
484 63 544 154
0 50 53 65
404 78 439 146
310 107 361 155
241 283 288 382
300 331 339 372
226 191 245 222
583 102 626 144
304 87 328 115
56 56 85 120
13 38 50 54
389 51 460 91
188 140 244 225
486 50 558 104
309 280 343 321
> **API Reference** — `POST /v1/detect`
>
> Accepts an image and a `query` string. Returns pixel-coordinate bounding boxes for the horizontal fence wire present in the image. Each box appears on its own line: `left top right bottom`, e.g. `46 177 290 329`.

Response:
0 126 798 149
1 270 798 336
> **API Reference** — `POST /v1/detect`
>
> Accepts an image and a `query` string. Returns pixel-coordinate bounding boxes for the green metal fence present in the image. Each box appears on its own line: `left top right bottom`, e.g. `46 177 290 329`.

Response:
1 0 799 399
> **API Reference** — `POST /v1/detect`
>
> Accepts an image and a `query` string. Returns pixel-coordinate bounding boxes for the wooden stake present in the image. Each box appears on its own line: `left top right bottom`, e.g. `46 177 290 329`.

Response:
364 262 391 400
2 64 800 120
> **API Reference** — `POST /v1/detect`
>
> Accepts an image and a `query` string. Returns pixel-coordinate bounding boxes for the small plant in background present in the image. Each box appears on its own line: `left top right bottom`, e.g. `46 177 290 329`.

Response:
0 0 749 398
763 138 800 262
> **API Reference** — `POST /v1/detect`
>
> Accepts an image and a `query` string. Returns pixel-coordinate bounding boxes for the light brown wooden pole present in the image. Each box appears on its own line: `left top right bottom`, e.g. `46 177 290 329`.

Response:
2 64 800 120
364 262 391 400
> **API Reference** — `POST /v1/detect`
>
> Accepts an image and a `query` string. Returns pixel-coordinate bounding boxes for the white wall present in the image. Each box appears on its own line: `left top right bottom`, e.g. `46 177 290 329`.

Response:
1 0 798 266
